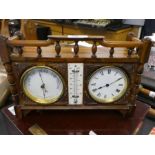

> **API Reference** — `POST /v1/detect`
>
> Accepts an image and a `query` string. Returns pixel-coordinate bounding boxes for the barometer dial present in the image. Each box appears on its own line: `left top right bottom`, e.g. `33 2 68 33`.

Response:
21 66 64 104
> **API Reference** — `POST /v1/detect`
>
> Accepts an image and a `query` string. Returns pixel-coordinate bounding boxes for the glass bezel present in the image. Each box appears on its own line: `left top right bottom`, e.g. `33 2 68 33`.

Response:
20 66 65 105
88 66 129 103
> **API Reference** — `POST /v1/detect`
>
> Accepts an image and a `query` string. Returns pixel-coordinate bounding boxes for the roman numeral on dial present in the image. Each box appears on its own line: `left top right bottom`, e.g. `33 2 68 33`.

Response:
116 89 120 93
108 69 111 74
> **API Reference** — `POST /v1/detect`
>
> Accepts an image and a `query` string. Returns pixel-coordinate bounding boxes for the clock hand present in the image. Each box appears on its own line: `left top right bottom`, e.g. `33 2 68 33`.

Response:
93 77 123 91
98 85 107 89
92 84 107 92
108 77 123 86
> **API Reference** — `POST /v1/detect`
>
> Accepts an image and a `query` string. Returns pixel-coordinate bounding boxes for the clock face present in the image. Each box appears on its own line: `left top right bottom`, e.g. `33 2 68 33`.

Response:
20 66 64 104
88 66 128 103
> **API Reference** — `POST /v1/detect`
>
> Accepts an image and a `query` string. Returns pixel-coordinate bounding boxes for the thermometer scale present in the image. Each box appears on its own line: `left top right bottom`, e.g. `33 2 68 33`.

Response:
68 63 83 105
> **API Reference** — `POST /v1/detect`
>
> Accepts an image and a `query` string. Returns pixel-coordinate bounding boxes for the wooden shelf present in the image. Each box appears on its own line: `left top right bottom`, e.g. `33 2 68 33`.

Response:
1 100 150 135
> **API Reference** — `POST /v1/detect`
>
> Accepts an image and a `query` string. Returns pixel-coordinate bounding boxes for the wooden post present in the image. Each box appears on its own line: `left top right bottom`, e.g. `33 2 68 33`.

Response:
0 35 22 119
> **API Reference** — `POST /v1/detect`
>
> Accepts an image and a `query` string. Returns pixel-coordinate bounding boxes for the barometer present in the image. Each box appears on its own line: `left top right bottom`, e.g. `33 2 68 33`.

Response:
21 66 64 104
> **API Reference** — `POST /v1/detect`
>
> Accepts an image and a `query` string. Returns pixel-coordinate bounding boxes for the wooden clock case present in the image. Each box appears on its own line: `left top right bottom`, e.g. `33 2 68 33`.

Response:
0 33 152 119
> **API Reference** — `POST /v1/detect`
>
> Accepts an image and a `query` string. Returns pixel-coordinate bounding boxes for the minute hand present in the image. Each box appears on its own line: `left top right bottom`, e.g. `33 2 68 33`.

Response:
95 77 123 90
109 77 123 86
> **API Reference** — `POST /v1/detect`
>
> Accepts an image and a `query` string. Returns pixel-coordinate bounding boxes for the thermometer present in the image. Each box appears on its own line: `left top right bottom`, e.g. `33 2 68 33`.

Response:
68 63 83 105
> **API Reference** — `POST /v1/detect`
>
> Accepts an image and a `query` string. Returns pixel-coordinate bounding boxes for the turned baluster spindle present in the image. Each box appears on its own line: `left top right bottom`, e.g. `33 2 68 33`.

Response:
128 48 133 57
18 46 23 56
109 47 114 57
136 48 139 54
74 41 79 57
4 63 19 104
91 41 97 58
8 46 13 54
55 40 61 57
37 47 42 57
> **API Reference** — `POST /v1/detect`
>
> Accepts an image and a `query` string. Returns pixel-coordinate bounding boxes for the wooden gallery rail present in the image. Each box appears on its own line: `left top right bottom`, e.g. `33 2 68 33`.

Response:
6 34 147 59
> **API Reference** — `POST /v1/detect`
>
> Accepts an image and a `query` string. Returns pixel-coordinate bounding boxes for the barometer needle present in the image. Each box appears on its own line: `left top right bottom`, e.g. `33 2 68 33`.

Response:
39 71 44 84
43 89 45 98
39 71 48 98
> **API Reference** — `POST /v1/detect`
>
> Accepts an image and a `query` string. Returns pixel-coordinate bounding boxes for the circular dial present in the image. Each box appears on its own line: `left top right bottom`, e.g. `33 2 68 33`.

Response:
21 66 64 104
88 66 128 103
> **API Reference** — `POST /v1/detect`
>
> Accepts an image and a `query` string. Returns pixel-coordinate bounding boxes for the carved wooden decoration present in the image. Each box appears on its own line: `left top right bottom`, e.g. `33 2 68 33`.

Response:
37 47 42 57
109 47 114 57
74 41 79 57
91 41 97 58
0 34 152 119
55 40 61 57
18 46 23 56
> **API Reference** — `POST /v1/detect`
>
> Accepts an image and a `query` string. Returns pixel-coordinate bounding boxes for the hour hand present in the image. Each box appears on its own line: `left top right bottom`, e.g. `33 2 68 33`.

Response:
95 84 107 91
92 85 106 92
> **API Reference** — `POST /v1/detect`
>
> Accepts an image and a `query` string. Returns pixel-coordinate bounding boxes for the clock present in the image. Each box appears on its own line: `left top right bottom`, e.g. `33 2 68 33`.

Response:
0 33 152 119
88 66 128 103
20 66 64 104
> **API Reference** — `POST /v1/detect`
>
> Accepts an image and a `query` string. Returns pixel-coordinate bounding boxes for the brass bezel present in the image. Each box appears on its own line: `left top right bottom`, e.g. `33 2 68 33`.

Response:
20 66 65 105
88 66 129 103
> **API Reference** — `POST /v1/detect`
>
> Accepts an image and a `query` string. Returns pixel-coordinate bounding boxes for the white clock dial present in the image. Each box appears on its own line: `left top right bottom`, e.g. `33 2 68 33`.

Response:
88 66 128 103
21 66 64 104
68 63 83 105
